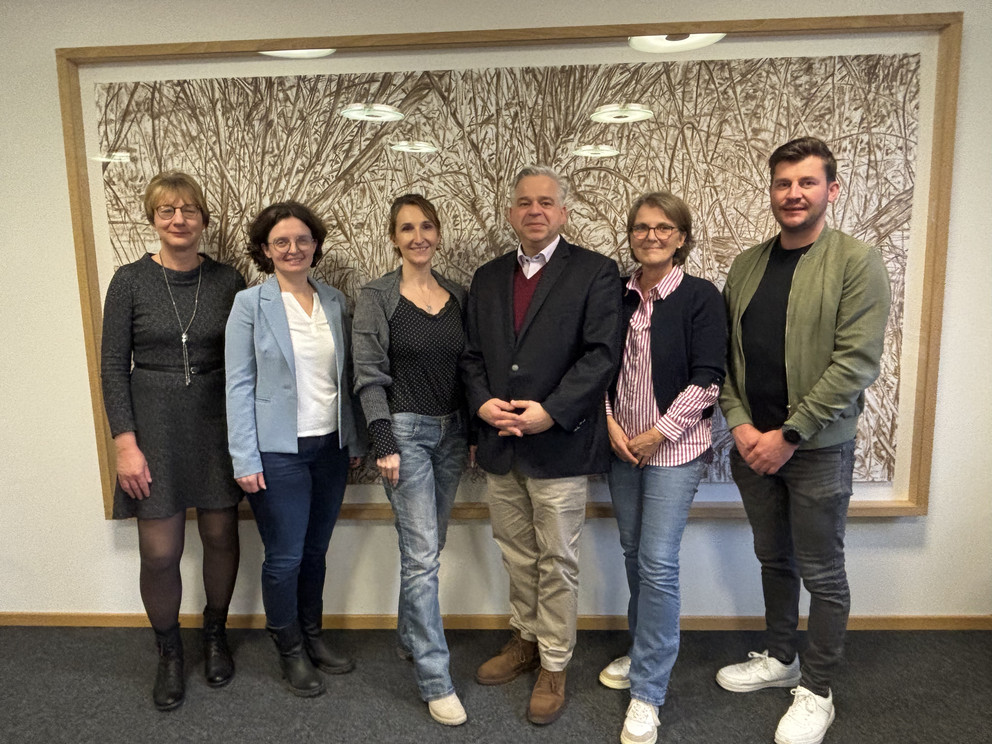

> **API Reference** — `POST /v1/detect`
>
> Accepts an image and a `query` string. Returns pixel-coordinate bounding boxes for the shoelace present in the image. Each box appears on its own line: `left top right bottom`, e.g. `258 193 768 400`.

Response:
745 650 773 669
789 688 819 715
628 701 657 725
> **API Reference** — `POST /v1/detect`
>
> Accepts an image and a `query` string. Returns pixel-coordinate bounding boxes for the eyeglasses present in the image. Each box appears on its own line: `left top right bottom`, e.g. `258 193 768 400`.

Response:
156 204 201 220
630 223 680 240
267 236 317 252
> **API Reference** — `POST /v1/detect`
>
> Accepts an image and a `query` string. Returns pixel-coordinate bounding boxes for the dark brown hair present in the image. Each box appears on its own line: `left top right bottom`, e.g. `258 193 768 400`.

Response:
768 137 838 183
247 201 327 274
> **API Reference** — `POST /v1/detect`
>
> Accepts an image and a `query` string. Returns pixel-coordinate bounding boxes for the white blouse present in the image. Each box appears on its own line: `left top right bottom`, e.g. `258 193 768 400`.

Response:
282 292 338 437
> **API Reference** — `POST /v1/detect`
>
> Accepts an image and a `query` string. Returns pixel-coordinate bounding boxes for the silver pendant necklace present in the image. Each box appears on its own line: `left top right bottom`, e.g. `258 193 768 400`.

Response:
160 258 202 386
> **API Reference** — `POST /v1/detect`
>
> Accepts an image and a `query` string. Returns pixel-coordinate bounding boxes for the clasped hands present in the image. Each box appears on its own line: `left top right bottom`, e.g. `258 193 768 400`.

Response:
478 398 553 437
607 415 664 468
732 423 798 475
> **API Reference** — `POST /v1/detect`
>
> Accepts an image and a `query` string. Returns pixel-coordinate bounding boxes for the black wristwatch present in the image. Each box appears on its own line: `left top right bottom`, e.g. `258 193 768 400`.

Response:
781 426 803 445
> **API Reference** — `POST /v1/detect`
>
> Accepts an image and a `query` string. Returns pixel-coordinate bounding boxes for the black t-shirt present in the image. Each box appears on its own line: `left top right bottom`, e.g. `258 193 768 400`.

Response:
741 239 811 432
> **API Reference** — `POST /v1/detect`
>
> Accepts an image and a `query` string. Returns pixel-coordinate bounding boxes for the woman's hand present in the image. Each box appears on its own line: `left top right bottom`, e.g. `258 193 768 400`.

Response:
627 427 665 468
236 472 266 493
377 453 400 486
468 444 478 470
607 416 638 466
114 432 152 499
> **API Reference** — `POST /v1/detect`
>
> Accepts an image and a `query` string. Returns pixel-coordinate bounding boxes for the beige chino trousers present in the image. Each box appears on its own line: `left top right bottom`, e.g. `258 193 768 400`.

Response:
486 470 589 671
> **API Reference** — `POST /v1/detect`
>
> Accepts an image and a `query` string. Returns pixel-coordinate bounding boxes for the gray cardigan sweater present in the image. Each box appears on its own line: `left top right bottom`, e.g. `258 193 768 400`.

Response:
351 266 468 425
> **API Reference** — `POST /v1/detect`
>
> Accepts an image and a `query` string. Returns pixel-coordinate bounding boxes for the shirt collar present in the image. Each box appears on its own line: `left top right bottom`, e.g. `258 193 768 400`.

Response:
627 264 684 302
516 235 561 269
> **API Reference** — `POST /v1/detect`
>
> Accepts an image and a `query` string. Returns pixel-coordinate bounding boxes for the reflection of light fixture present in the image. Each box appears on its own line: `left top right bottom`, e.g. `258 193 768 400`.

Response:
91 151 131 163
572 144 620 158
628 33 726 53
590 103 654 123
259 48 336 59
390 140 439 153
340 103 405 121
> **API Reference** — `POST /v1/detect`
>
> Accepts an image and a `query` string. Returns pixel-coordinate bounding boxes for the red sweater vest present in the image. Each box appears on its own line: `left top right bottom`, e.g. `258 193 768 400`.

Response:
513 264 542 334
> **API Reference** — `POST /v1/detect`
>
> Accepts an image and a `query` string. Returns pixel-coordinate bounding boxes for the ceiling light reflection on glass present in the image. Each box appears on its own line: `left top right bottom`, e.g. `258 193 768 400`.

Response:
390 140 439 154
589 103 654 124
572 144 620 158
340 103 405 122
628 33 726 53
259 48 336 59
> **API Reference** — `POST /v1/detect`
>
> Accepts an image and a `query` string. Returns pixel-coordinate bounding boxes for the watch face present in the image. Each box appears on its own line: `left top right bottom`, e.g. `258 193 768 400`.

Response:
783 428 801 444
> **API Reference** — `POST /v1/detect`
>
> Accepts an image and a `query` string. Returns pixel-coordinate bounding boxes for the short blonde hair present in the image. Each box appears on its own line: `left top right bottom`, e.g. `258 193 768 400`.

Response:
143 171 210 227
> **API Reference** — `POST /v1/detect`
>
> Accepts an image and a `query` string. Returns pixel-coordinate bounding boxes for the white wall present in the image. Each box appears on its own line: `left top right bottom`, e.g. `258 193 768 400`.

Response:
2 0 989 622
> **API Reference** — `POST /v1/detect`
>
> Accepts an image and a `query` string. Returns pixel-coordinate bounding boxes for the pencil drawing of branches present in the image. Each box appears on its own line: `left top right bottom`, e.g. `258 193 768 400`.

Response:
95 52 918 484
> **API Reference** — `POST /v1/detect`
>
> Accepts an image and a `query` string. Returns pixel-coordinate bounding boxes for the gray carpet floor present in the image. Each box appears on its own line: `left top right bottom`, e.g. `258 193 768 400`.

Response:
1 627 989 743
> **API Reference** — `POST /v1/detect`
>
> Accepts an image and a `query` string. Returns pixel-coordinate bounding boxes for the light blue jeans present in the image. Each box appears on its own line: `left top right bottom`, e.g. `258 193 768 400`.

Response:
383 411 467 701
608 453 708 706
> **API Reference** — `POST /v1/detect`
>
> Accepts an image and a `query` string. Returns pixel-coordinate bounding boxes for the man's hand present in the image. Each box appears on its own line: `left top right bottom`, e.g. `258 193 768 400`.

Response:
743 428 798 475
731 423 762 459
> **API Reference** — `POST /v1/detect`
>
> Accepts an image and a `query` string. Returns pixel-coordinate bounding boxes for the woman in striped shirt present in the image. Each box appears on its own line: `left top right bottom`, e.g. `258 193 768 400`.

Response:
598 191 727 744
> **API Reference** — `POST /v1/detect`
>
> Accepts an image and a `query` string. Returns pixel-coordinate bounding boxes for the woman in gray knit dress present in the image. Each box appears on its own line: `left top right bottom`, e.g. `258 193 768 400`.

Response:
101 172 245 711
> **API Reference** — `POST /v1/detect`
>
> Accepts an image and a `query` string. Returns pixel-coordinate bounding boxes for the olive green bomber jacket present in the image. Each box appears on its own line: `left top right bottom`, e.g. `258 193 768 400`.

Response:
719 226 892 450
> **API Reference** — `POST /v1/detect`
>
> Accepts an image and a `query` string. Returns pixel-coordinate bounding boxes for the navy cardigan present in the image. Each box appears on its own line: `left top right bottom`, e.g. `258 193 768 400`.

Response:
608 272 727 421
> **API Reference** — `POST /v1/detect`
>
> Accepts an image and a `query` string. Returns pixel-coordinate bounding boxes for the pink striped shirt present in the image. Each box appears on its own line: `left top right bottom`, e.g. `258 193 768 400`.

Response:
606 266 719 467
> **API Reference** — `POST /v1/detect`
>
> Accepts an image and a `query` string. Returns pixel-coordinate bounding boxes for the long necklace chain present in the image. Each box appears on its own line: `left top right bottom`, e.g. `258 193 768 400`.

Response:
160 259 202 386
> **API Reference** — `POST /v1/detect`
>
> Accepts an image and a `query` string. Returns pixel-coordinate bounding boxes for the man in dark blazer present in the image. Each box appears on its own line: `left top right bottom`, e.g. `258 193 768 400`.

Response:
462 166 622 724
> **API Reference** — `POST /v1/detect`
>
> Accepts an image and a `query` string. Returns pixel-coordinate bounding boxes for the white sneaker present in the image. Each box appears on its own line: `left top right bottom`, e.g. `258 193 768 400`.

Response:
428 692 467 726
716 650 801 692
599 655 632 689
620 698 660 744
774 686 835 744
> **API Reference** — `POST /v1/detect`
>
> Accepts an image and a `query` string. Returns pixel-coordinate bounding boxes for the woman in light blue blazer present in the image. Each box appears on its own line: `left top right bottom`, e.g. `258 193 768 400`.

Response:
225 201 362 697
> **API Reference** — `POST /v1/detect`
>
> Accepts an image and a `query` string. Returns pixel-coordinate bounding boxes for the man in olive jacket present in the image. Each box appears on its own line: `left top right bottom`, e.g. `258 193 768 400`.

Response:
461 165 621 725
716 137 891 744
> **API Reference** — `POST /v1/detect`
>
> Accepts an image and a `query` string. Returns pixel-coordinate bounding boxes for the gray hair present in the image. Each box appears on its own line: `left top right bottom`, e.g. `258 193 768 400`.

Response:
512 165 567 203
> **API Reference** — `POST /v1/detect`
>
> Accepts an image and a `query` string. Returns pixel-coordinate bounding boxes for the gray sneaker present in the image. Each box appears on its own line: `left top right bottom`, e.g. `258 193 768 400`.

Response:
716 650 801 692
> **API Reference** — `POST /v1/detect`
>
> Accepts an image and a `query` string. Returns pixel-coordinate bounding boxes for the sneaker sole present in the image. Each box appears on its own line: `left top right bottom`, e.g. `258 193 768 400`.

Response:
621 728 658 744
715 672 801 693
598 671 631 690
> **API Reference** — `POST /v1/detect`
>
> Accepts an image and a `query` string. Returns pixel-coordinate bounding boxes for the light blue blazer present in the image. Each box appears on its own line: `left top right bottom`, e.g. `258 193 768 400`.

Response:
225 275 363 479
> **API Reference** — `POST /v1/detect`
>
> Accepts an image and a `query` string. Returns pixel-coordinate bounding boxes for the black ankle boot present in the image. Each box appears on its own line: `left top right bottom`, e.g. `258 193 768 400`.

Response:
153 625 185 711
203 606 234 687
300 615 355 675
268 624 325 697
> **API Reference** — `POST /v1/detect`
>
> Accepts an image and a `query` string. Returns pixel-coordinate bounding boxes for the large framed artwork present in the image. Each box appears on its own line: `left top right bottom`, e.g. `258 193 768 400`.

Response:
56 14 962 519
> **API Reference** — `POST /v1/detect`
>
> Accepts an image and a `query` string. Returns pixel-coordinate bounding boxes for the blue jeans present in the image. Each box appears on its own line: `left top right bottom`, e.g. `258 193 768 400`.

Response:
248 434 349 630
730 440 855 697
608 453 707 706
383 411 467 701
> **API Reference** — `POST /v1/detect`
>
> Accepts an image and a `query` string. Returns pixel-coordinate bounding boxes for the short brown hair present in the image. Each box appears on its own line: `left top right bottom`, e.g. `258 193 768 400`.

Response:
626 191 695 266
246 201 327 274
143 171 210 227
388 194 441 258
768 137 837 183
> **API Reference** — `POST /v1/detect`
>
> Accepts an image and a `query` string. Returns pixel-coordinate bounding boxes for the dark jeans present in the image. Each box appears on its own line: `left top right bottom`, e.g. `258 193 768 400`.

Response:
247 434 349 630
730 439 855 697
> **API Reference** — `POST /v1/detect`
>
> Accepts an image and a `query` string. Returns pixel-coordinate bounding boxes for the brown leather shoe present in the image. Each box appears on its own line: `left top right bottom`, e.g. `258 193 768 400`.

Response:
527 667 566 724
475 630 539 685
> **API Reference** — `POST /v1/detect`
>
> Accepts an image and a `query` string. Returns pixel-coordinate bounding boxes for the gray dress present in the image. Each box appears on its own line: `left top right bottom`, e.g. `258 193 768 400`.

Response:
101 253 246 519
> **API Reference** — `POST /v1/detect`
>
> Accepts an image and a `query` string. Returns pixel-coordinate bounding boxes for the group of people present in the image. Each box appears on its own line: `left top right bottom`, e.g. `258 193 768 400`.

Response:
101 136 890 744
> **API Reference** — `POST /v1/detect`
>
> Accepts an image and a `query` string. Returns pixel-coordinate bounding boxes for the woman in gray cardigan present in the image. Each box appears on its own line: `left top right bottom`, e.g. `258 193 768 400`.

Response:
352 194 470 726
